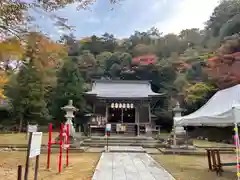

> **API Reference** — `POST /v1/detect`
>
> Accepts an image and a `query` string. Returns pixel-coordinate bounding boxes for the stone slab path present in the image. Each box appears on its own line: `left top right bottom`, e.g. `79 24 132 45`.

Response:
106 146 146 153
92 152 175 180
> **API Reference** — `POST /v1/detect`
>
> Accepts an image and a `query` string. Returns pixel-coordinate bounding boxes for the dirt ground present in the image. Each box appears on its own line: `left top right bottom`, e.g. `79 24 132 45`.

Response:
0 152 100 180
153 154 237 180
0 132 59 145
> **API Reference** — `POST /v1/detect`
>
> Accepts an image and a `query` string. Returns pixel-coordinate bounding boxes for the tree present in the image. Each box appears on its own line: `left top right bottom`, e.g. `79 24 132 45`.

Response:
0 72 7 101
80 35 105 56
60 33 79 56
25 32 67 69
179 28 204 46
78 50 96 68
0 32 67 92
77 50 96 82
50 57 88 124
96 51 113 68
0 0 119 39
219 14 240 39
132 44 155 56
206 35 240 89
185 82 215 104
0 37 24 72
206 0 240 38
173 73 188 93
22 32 68 90
101 33 118 52
8 43 50 131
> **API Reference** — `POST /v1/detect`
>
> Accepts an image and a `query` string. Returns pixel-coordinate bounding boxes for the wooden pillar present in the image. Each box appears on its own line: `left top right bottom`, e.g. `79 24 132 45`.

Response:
135 105 137 136
148 103 151 127
121 108 123 124
207 149 212 171
136 105 140 136
93 103 95 114
89 124 91 137
105 103 108 123
135 106 137 124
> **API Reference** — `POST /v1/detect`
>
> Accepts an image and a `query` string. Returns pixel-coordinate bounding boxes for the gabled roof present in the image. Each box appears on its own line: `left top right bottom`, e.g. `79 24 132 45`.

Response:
86 80 162 99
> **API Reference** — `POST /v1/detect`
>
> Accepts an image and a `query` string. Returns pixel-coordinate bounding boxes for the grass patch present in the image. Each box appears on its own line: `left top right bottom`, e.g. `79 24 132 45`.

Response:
0 151 100 180
193 139 234 148
0 132 59 145
152 154 236 180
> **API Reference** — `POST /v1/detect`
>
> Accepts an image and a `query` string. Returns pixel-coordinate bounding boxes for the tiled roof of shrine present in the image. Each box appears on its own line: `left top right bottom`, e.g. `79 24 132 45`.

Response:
86 80 163 98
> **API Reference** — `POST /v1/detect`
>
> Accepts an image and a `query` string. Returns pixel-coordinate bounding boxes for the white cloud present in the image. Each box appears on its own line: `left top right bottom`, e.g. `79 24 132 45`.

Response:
35 0 221 39
151 0 167 10
156 0 220 35
85 16 101 23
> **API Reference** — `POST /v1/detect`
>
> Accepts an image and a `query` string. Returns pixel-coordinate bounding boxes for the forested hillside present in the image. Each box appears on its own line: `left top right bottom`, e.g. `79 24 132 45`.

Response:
0 0 240 130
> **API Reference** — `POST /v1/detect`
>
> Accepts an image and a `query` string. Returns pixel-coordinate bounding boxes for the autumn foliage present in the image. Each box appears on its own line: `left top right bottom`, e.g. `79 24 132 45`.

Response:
207 38 240 89
0 32 67 101
0 38 24 65
24 33 67 69
0 33 67 68
0 73 8 100
132 54 157 65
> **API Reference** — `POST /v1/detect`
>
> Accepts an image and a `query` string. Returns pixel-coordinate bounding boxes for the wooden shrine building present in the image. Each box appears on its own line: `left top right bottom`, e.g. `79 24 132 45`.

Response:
85 80 162 136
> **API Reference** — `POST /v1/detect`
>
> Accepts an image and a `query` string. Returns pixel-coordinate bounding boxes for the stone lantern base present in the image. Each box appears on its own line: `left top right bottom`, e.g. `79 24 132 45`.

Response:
54 134 76 145
67 135 76 144
165 128 195 149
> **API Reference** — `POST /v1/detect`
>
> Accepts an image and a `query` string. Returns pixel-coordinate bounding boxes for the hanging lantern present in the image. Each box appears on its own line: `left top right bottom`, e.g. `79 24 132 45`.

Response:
111 103 114 108
122 103 126 108
127 103 130 108
115 103 118 108
119 103 122 108
130 103 134 109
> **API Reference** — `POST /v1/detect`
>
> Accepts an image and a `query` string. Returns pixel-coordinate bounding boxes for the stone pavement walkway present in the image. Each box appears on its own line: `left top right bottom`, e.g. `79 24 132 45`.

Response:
92 152 175 180
106 146 146 153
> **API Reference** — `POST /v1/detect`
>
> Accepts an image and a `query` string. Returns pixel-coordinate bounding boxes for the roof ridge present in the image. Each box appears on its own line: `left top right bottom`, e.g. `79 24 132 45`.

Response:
93 79 151 84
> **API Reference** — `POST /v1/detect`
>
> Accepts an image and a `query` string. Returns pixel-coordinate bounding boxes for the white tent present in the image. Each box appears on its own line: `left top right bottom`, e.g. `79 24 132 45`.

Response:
175 85 240 179
175 84 240 126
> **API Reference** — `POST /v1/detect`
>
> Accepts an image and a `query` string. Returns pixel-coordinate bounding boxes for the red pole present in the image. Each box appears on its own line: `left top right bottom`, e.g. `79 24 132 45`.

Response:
58 123 63 173
47 123 52 169
66 124 69 167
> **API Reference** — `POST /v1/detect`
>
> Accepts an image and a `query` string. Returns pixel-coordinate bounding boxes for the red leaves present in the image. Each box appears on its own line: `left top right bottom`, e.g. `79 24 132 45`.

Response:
132 54 157 65
207 52 240 89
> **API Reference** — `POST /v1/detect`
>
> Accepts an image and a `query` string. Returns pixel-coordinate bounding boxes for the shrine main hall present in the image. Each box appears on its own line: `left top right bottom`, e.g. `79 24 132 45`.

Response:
86 80 162 136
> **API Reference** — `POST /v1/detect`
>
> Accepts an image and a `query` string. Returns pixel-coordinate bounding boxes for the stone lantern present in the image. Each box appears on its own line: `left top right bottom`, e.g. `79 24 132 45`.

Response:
61 100 78 137
172 101 186 147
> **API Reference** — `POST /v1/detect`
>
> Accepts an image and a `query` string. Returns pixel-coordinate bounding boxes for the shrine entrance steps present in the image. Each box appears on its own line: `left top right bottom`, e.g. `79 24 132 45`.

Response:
81 136 164 148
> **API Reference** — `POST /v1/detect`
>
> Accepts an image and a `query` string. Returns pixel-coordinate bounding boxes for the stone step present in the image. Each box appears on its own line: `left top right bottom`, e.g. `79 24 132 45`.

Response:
106 146 146 153
81 142 164 148
89 136 155 141
82 141 159 145
82 144 160 148
83 139 159 143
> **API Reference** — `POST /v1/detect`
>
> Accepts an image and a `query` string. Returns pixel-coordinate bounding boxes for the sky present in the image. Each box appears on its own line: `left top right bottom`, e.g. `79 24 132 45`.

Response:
33 0 221 39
